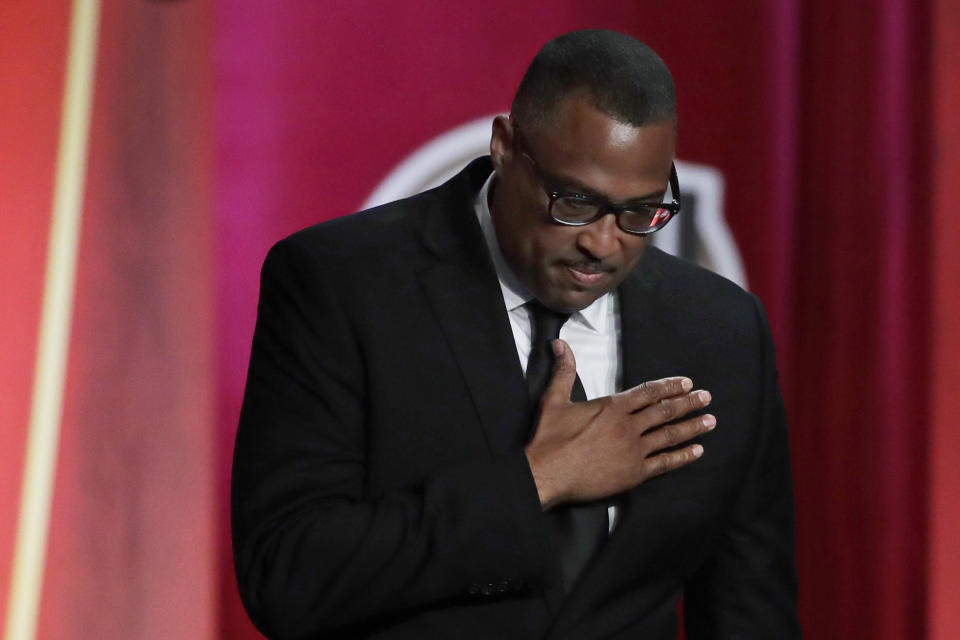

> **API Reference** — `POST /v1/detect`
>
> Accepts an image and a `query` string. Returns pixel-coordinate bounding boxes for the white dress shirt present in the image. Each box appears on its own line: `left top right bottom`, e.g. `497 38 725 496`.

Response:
474 172 622 531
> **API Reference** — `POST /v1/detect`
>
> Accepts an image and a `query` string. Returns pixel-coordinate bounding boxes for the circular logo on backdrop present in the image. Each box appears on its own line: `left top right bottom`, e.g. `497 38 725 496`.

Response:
363 115 747 289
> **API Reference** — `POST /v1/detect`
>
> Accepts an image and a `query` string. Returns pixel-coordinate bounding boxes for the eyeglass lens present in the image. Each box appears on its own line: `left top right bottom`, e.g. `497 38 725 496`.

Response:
552 198 673 233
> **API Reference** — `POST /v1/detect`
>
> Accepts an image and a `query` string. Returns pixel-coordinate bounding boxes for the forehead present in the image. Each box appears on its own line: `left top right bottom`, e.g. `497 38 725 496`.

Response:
524 97 676 201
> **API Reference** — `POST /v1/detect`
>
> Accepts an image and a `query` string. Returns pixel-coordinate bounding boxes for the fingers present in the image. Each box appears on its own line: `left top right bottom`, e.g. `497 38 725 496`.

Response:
643 411 715 478
645 442 706 479
638 389 712 430
645 413 716 452
620 376 694 411
540 339 578 407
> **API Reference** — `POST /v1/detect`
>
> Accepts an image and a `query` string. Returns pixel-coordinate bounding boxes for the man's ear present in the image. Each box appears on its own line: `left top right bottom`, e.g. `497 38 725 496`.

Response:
490 115 513 171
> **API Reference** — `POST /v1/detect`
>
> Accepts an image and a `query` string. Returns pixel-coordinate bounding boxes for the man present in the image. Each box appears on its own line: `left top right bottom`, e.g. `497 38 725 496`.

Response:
232 30 800 639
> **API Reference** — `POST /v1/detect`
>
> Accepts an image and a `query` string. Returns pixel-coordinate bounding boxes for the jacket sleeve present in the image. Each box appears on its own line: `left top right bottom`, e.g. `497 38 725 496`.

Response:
231 240 552 639
682 295 802 639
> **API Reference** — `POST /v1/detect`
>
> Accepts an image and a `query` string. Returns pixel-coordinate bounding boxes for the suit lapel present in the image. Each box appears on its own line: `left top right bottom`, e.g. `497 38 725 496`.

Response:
415 160 532 457
618 248 675 395
419 262 531 455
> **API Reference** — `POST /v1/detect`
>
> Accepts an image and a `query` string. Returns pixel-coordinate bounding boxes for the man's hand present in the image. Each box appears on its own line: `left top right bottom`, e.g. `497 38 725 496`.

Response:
524 339 715 509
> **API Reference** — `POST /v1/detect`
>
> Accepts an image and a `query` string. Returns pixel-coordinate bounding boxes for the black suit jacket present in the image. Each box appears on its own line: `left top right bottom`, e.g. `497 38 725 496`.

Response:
232 157 800 639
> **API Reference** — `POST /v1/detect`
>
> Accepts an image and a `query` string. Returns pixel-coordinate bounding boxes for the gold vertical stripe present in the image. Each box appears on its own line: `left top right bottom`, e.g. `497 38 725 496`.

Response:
4 1 101 638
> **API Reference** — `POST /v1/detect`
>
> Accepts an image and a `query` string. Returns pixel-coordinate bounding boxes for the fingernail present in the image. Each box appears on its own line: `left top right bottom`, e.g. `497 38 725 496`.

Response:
692 444 704 457
681 378 693 392
702 414 716 429
552 339 564 356
697 390 711 403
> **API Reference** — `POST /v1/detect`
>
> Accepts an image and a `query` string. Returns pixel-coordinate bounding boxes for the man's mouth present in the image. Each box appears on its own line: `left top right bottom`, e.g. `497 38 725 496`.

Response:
564 262 613 286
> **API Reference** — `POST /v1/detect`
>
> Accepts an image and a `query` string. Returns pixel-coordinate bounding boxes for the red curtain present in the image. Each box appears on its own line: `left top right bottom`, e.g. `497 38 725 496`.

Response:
0 2 217 638
929 0 960 637
41 2 217 636
786 2 931 636
0 1 69 624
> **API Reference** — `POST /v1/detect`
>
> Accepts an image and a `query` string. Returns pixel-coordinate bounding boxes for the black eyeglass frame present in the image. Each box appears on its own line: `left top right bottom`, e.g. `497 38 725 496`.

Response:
513 124 682 236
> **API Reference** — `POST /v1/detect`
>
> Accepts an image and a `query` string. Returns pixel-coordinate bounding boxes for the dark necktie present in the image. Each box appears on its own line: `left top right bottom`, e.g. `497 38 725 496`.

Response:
525 300 608 594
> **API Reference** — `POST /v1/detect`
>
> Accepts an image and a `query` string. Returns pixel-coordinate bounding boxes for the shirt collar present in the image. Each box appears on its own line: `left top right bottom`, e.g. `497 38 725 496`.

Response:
474 171 610 333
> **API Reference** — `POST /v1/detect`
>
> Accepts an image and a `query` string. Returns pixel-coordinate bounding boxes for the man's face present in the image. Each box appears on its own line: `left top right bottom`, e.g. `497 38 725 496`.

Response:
489 97 677 312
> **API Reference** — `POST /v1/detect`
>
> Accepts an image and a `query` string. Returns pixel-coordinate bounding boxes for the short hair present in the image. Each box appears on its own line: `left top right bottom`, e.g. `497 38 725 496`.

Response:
511 30 676 132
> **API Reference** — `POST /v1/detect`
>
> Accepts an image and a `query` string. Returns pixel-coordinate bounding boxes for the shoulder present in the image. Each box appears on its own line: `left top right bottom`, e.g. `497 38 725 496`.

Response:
268 156 493 268
640 247 755 304
630 247 767 340
274 191 431 262
258 157 493 314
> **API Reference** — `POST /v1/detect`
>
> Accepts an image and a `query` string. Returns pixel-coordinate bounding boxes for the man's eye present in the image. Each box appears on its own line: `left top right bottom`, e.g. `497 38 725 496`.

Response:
559 196 594 210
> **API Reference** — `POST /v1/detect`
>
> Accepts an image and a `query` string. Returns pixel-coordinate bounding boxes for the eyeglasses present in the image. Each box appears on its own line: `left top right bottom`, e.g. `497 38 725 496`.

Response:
513 125 682 236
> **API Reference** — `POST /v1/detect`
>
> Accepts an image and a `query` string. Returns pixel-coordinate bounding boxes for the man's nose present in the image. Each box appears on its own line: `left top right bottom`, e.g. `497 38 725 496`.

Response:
575 213 621 259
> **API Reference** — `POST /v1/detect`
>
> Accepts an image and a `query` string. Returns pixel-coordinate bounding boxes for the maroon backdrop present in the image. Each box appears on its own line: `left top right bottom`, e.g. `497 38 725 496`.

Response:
3 2 954 638
214 2 932 638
